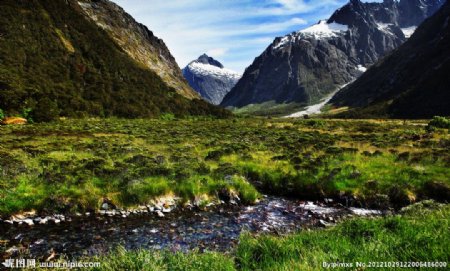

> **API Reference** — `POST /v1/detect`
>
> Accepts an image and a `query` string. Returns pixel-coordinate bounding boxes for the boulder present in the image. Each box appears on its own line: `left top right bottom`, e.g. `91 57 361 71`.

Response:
100 198 116 210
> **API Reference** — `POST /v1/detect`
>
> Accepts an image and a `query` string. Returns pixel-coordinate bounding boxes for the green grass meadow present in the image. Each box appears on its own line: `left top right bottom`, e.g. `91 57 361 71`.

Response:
1 117 449 270
1 118 449 216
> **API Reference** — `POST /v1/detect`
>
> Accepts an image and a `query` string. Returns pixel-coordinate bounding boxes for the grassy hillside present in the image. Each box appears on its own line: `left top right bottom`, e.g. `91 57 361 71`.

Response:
0 0 228 121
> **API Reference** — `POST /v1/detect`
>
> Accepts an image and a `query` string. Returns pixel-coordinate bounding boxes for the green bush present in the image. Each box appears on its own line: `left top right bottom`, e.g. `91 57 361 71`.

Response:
160 113 176 121
21 107 34 123
305 119 326 128
0 108 4 120
427 116 450 131
125 177 171 205
31 97 60 122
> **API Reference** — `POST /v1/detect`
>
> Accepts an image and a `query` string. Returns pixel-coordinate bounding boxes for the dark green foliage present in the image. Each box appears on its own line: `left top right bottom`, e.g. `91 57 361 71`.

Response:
159 113 176 121
422 181 450 202
32 97 59 122
427 116 450 131
0 108 4 119
20 107 33 123
0 0 229 120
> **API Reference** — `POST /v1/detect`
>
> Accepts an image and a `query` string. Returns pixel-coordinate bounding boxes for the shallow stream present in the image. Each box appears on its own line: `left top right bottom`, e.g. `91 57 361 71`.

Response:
0 196 383 260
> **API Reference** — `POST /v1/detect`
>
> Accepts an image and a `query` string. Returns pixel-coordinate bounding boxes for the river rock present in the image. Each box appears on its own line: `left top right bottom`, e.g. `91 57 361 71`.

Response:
23 219 34 226
49 218 61 224
155 210 165 218
318 219 332 227
101 202 114 210
6 246 20 254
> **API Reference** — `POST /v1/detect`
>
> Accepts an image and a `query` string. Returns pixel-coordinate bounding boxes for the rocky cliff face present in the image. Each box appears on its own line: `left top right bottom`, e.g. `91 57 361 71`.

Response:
330 1 450 119
221 0 444 109
77 0 199 99
183 54 241 105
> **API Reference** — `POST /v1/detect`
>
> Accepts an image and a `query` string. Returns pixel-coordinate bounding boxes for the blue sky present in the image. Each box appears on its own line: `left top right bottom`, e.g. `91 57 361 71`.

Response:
111 0 381 73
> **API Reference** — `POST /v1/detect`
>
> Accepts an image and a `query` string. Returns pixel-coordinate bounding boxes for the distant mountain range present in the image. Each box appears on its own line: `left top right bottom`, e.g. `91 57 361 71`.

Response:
221 0 444 112
330 0 450 119
183 54 241 105
0 0 228 121
0 0 447 121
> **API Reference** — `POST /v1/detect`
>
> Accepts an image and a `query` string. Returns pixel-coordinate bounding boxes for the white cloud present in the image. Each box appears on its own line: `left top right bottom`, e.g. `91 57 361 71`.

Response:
111 0 349 73
206 48 228 58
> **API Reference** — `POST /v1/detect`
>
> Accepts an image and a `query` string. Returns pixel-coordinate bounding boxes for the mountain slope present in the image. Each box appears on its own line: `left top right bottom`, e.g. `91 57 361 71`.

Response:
77 0 199 99
221 0 444 111
330 1 450 119
0 0 228 121
182 54 241 105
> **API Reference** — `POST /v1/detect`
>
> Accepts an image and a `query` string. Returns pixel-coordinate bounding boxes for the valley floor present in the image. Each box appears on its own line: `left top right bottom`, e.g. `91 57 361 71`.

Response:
0 117 449 269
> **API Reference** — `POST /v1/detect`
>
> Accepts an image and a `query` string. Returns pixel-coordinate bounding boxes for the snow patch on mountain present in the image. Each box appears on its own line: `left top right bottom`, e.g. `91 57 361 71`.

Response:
299 20 348 39
376 23 395 35
357 65 367 73
284 83 351 118
401 26 417 38
274 20 348 50
188 62 241 81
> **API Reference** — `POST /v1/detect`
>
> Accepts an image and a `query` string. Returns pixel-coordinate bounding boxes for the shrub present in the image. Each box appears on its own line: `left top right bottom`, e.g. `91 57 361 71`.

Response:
160 113 176 121
0 108 4 120
126 177 171 204
21 107 33 123
31 97 60 122
305 119 325 128
230 176 260 204
426 116 450 131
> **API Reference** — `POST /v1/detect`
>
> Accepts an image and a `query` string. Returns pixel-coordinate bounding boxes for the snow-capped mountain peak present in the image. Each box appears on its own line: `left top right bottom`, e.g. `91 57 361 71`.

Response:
221 0 444 109
183 54 241 105
194 53 224 68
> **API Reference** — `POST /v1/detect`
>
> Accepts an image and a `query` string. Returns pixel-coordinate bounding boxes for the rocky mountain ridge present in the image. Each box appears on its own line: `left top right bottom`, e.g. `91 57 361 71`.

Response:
330 0 450 118
221 0 444 111
77 0 199 99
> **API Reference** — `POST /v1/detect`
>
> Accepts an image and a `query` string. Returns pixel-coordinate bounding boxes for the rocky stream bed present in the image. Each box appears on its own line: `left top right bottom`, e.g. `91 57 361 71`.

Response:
0 196 384 261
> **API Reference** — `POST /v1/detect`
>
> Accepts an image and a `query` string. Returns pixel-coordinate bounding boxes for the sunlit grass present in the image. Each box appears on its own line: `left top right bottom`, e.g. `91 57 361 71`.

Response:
0 118 448 216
